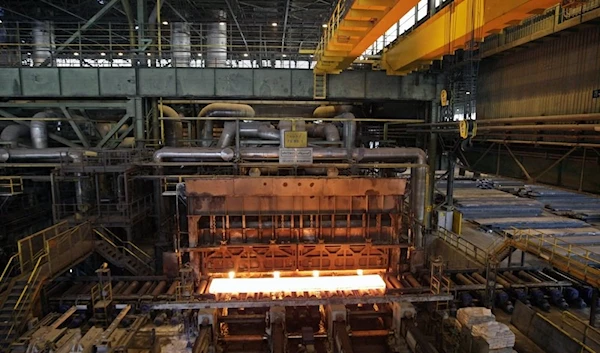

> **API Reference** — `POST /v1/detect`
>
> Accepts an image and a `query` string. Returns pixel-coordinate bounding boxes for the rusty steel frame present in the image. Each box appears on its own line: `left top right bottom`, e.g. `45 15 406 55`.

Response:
189 243 407 274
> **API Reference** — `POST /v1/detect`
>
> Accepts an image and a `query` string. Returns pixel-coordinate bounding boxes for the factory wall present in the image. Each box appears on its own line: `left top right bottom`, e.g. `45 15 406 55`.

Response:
464 145 600 193
477 25 600 119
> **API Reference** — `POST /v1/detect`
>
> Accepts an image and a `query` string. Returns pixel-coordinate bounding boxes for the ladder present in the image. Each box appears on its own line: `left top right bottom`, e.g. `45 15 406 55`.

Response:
313 72 327 100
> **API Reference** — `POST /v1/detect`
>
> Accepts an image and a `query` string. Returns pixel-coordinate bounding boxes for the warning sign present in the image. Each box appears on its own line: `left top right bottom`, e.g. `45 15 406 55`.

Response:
279 148 313 165
284 131 308 148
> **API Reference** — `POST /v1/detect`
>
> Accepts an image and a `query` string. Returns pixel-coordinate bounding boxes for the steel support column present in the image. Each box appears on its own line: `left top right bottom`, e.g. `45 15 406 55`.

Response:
504 144 532 181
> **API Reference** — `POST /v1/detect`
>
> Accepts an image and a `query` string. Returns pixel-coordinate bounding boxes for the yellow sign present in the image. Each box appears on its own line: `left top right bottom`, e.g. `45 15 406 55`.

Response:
459 120 468 139
284 131 308 148
441 90 449 107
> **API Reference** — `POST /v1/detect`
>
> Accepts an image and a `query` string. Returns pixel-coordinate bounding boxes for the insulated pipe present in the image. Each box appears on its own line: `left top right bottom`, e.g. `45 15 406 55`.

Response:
32 21 55 66
0 148 88 163
312 105 352 119
31 112 49 149
218 122 280 147
340 112 357 149
307 123 340 143
153 147 235 163
206 20 227 67
200 103 255 147
158 104 183 147
0 124 30 148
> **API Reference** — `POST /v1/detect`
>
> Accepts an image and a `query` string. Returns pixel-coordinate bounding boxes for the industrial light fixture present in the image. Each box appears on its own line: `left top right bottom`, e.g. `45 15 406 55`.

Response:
228 270 236 279
243 53 248 57
162 21 169 25
73 52 79 56
100 52 106 56
197 53 202 57
117 52 124 56
219 22 226 26
271 22 278 27
146 53 152 56
322 24 328 28
135 25 139 30
0 20 3 24
282 54 287 58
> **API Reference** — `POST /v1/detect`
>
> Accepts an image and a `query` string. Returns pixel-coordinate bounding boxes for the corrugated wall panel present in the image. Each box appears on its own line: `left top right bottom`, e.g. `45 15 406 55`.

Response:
478 26 600 119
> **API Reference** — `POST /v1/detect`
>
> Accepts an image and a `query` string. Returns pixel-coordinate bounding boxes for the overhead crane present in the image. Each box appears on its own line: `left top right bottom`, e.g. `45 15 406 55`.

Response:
314 0 421 74
381 0 561 74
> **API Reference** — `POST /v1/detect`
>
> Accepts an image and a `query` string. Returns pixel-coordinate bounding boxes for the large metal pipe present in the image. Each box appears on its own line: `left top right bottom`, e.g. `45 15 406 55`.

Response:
158 104 183 147
32 21 55 66
153 147 235 163
307 123 340 143
219 122 280 147
31 112 49 149
312 105 352 119
0 124 30 148
0 148 89 163
341 112 357 149
199 103 255 148
171 22 191 67
206 12 227 68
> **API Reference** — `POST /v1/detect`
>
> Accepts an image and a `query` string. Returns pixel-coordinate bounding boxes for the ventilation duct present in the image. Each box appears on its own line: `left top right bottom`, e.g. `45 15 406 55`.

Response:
158 104 183 147
0 124 30 148
32 21 55 66
31 112 49 149
172 22 191 67
0 148 92 163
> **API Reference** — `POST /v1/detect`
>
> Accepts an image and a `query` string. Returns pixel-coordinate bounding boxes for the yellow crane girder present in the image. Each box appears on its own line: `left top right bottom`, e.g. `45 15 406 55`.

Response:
314 0 420 74
382 0 560 75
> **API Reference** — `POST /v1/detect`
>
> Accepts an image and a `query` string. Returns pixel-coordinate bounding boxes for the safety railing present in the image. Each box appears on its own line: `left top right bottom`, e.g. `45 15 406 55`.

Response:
314 0 348 68
0 254 20 294
436 226 493 266
17 221 70 273
45 223 94 277
93 227 154 272
480 2 600 57
561 311 600 351
510 228 600 286
53 194 153 223
5 253 47 340
0 176 24 196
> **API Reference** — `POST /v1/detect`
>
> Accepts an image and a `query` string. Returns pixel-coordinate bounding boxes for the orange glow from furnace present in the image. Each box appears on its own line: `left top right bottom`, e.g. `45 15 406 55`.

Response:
208 274 386 294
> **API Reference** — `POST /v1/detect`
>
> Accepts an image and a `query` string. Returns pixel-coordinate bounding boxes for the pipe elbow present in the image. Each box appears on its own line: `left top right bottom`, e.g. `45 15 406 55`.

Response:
199 103 255 117
31 112 49 149
0 148 8 162
257 125 281 140
312 105 352 119
323 123 340 142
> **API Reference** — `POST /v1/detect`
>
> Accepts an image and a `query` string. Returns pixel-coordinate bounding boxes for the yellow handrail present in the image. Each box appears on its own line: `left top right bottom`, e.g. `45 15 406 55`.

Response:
0 254 19 285
99 226 152 261
561 311 600 348
94 229 153 271
6 253 47 339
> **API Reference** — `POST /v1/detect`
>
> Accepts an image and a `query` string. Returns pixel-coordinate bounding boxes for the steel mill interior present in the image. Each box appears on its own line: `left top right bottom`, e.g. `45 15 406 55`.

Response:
1 1 600 353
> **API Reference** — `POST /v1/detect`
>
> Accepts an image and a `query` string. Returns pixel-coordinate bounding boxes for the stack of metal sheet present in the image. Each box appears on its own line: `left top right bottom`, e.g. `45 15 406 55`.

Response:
519 186 600 222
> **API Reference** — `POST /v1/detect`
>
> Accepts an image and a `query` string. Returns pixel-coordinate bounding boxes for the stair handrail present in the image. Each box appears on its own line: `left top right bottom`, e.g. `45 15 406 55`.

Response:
93 229 153 272
0 254 19 287
98 226 153 262
436 226 490 265
6 253 47 339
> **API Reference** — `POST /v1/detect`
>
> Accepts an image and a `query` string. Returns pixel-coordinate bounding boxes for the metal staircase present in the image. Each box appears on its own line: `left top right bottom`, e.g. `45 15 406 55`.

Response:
93 227 154 276
509 228 600 287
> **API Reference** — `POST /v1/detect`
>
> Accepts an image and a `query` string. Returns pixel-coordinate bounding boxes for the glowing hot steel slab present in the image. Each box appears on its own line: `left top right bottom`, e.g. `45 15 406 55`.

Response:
208 275 386 294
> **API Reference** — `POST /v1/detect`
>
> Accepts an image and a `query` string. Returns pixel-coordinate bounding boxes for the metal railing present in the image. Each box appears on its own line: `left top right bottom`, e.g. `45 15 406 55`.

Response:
0 21 317 68
45 223 94 277
54 194 153 223
0 176 24 196
510 228 600 286
561 311 600 351
0 254 19 293
93 227 153 272
480 2 600 56
6 253 47 340
436 226 495 266
17 221 69 273
314 0 348 68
